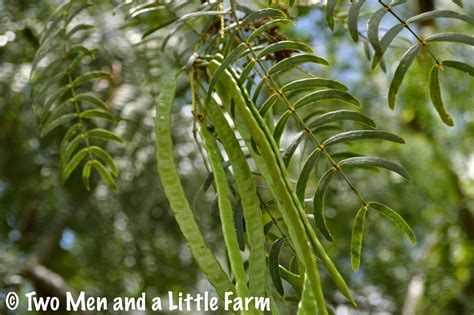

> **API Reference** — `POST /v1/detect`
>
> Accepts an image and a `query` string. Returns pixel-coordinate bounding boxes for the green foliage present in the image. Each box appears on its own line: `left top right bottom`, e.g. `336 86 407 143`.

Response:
19 0 472 313
30 0 122 191
324 0 474 126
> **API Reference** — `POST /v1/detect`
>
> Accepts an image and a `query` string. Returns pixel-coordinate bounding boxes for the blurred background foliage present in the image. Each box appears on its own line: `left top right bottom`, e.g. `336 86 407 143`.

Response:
0 0 472 314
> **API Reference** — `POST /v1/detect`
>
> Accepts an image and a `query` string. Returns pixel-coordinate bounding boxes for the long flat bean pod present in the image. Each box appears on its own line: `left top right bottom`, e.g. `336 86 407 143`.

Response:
205 97 267 297
155 78 234 298
206 60 328 315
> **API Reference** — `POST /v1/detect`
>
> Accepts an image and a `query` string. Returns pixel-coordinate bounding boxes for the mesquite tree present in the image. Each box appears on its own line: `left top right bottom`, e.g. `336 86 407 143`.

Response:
29 0 473 313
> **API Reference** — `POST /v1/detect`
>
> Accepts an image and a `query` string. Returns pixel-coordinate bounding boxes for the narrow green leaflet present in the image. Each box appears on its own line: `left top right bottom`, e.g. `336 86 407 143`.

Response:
442 60 474 76
46 98 73 125
60 123 81 153
41 113 76 137
307 110 376 129
296 148 322 203
281 78 348 92
368 202 416 245
238 8 286 27
72 71 112 87
294 90 361 109
234 202 245 251
351 206 367 271
259 94 279 118
269 238 285 296
247 19 294 42
407 10 474 24
268 54 330 76
425 32 474 46
371 23 404 69
82 160 92 191
129 5 165 18
313 169 336 242
348 0 366 42
89 146 118 176
339 156 410 180
323 130 405 146
87 128 124 143
282 131 305 167
388 44 422 109
367 8 389 53
75 93 109 111
91 160 118 192
80 109 114 121
325 0 337 31
429 65 454 126
155 77 234 298
66 24 95 39
273 111 292 145
256 41 313 59
62 147 88 182
62 133 83 165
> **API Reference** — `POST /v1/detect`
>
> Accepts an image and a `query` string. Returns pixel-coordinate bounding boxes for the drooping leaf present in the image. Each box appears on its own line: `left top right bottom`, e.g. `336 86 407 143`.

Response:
425 32 474 46
234 202 245 251
281 77 348 93
89 145 119 176
82 160 92 191
255 40 313 59
72 70 112 87
442 60 474 76
62 133 84 165
368 202 416 245
62 147 88 182
87 128 124 143
348 0 366 42
296 148 322 202
91 160 118 192
66 23 95 39
273 111 292 144
80 109 114 122
407 10 474 24
294 89 361 109
388 43 422 109
429 65 454 126
351 206 367 271
325 0 338 31
268 54 329 76
323 130 405 146
41 113 76 137
367 7 389 53
75 93 109 111
247 19 294 42
367 1 405 53
371 23 405 69
283 131 305 167
269 238 285 296
60 123 81 154
339 156 410 180
307 110 376 129
239 8 286 27
313 168 336 242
